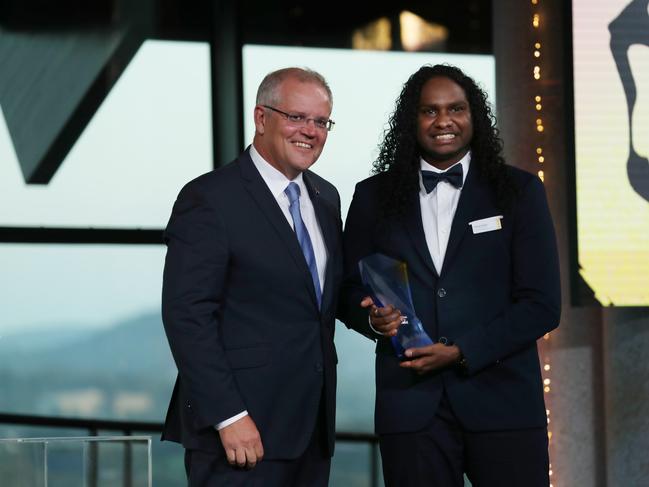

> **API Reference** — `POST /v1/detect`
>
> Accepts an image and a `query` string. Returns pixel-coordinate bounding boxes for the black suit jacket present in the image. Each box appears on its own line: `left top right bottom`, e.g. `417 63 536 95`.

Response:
161 150 342 459
339 164 560 434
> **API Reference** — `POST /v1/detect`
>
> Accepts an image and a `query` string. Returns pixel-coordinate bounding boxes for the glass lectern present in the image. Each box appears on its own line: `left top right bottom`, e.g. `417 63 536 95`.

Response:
0 436 151 487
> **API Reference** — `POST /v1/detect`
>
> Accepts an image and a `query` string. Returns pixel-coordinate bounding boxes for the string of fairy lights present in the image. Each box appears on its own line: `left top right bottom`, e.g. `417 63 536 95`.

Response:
531 0 555 485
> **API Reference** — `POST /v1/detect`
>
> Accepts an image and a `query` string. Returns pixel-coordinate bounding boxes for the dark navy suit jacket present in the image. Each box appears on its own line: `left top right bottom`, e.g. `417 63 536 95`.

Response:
161 150 342 459
339 164 560 434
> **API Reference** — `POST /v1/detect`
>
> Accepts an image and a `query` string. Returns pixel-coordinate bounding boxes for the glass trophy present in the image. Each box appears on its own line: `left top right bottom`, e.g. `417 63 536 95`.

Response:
359 253 434 359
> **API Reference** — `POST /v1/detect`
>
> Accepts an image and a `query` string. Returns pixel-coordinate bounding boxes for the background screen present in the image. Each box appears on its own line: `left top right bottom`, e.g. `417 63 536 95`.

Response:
572 0 649 305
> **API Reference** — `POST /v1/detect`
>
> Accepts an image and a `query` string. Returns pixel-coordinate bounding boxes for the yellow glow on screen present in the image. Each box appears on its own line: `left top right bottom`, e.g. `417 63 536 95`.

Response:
573 0 649 305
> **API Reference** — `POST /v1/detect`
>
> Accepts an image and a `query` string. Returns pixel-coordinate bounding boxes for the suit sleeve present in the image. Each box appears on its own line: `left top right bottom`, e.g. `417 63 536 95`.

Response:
162 183 246 429
337 183 379 340
454 176 561 374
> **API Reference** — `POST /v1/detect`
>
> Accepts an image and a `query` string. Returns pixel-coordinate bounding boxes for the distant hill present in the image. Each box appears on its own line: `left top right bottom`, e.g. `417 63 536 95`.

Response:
0 325 94 352
0 313 376 432
0 311 175 377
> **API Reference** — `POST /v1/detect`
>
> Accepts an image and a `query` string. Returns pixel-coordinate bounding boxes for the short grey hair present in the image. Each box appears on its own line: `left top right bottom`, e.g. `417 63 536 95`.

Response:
256 67 333 108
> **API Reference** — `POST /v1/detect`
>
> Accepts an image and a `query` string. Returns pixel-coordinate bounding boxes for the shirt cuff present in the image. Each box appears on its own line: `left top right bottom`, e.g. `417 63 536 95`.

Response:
215 410 249 431
368 314 384 336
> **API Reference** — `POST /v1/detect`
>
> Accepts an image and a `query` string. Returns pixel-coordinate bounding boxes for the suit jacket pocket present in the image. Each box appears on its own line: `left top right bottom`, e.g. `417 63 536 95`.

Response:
225 345 270 369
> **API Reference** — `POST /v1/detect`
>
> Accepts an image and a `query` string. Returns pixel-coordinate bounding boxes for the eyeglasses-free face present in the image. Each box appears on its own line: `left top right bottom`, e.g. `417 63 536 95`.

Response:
417 76 473 170
262 105 335 132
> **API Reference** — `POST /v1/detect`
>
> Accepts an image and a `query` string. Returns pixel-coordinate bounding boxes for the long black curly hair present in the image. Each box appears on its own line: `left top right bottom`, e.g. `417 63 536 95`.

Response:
373 64 517 217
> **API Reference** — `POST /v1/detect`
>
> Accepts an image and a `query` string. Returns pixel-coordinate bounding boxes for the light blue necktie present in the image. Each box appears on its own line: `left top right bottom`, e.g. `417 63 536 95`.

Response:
284 182 322 308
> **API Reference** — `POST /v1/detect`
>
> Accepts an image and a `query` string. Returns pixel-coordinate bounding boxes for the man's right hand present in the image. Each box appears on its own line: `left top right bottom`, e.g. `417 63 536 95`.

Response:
218 415 264 469
360 296 402 337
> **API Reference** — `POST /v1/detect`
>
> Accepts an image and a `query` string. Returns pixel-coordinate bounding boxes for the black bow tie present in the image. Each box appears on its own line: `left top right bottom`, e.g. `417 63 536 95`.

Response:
421 164 464 193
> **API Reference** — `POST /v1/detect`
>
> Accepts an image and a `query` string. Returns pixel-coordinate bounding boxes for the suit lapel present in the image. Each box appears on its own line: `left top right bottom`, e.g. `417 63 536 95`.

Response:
239 153 320 307
403 194 438 278
440 165 490 275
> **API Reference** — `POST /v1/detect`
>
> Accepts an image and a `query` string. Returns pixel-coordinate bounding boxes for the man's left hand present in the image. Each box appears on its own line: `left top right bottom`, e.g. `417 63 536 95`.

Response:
399 344 461 375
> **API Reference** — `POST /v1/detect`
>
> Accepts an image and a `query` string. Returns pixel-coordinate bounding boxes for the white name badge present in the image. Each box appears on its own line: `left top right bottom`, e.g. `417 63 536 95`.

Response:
469 215 503 234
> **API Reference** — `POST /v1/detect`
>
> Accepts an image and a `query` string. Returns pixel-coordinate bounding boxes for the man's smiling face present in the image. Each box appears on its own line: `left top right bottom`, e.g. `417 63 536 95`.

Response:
254 77 332 179
416 76 473 170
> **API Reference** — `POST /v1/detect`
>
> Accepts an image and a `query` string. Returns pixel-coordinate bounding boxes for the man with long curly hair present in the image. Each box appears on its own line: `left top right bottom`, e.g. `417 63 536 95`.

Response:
339 64 560 486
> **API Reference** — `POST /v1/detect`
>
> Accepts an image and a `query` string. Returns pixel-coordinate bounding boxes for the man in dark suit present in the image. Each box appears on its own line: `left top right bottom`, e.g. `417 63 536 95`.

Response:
161 67 342 486
339 64 560 486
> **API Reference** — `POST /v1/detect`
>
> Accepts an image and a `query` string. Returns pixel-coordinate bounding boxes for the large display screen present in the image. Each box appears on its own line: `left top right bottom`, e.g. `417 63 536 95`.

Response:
0 40 212 229
573 0 649 305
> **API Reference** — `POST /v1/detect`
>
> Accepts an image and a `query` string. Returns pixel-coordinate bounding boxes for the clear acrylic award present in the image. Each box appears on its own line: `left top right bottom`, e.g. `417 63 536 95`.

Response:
359 253 434 359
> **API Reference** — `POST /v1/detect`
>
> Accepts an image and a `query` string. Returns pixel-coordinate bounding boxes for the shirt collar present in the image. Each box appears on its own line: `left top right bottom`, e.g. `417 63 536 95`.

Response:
418 151 471 195
249 144 306 200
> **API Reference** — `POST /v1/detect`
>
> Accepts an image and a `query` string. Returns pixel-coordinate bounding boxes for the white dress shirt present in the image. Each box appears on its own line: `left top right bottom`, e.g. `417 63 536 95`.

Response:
249 144 328 290
419 152 471 275
215 145 328 430
369 152 472 336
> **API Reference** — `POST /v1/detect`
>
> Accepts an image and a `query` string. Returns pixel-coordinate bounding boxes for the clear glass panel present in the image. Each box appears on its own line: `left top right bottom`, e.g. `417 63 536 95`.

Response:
0 436 151 487
0 440 46 487
87 439 150 487
0 427 185 487
48 441 85 487
145 435 185 487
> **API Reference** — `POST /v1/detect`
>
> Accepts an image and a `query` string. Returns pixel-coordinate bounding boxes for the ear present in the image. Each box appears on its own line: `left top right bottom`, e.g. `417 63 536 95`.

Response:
253 105 266 135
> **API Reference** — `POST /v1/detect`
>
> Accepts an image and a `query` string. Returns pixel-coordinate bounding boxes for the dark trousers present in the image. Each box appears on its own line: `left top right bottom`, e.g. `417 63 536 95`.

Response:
379 394 549 487
184 411 330 487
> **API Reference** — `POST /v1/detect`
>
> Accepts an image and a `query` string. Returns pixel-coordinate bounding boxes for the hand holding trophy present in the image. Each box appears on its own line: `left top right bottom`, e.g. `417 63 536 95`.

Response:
359 253 434 359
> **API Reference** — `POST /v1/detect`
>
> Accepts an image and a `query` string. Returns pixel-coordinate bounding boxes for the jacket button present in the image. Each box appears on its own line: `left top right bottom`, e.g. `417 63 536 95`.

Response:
315 362 323 372
438 336 449 345
437 288 447 298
